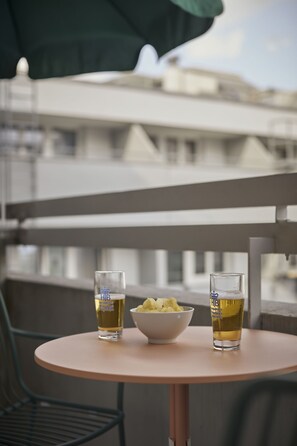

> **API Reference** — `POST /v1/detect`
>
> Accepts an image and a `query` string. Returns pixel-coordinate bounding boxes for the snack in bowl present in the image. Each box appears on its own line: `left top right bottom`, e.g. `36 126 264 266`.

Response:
135 297 184 313
130 298 194 344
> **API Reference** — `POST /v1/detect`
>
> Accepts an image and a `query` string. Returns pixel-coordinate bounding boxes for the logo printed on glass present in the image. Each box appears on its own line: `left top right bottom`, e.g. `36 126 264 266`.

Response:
211 291 219 299
100 287 114 312
100 287 111 300
210 290 222 319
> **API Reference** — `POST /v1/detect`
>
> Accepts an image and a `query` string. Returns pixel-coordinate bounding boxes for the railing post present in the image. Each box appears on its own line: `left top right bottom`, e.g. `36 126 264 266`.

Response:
248 237 275 329
275 205 287 223
0 239 6 285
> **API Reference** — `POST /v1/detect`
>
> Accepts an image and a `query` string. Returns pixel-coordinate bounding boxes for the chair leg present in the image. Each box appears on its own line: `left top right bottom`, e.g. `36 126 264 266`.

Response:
119 419 126 446
260 393 278 446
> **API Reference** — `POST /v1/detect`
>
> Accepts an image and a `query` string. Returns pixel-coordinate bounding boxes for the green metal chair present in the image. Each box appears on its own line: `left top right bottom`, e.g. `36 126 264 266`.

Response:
0 290 125 446
223 377 297 446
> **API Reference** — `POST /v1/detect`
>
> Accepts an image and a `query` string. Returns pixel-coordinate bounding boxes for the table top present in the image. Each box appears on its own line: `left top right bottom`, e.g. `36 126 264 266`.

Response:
35 327 297 384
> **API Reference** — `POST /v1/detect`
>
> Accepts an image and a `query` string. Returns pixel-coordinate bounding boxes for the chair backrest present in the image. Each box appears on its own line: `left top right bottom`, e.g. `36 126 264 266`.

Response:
0 290 28 413
223 378 297 446
0 289 125 414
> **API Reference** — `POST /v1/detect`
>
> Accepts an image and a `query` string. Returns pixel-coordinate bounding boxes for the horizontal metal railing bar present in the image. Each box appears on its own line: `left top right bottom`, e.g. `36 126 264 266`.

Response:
16 222 297 253
5 173 297 221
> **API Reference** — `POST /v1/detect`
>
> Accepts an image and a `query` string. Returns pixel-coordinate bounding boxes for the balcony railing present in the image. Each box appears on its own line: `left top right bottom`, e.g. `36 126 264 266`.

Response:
1 172 297 446
1 172 297 328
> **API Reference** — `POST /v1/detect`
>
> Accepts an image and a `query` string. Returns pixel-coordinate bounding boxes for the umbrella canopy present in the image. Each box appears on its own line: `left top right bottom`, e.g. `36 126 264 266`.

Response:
0 0 223 80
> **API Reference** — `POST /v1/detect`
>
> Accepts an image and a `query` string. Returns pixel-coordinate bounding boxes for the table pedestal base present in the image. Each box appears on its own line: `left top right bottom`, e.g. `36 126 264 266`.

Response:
169 384 190 446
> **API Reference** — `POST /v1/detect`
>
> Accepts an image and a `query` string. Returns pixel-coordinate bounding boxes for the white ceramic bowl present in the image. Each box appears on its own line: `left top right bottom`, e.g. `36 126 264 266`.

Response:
130 306 194 344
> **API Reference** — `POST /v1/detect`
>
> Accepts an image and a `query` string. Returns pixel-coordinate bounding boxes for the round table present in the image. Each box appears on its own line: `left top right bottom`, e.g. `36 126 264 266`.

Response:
35 327 297 446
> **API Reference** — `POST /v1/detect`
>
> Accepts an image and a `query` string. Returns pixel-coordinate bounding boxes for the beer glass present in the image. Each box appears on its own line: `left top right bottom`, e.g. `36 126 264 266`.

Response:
94 271 126 341
210 273 245 351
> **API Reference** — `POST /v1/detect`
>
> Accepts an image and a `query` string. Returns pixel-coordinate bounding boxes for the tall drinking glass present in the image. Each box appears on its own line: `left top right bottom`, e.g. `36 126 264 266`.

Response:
210 273 245 351
94 271 125 341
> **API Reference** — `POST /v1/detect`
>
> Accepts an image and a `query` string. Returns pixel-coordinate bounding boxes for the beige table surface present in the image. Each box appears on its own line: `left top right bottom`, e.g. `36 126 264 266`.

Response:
35 327 297 384
35 327 297 446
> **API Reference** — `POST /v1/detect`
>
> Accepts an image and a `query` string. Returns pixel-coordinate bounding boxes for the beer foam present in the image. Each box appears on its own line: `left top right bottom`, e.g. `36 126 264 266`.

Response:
212 291 244 299
95 293 125 300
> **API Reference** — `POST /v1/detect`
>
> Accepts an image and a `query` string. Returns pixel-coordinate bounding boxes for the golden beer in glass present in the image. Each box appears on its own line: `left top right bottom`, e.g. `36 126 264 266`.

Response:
210 273 245 350
94 271 125 341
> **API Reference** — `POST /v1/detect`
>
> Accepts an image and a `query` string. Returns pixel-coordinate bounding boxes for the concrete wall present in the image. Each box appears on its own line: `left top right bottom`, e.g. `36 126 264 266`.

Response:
79 127 112 158
3 274 297 446
33 80 297 139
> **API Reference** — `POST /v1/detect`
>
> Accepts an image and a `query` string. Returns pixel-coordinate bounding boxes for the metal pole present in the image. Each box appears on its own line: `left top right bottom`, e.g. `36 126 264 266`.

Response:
169 384 190 446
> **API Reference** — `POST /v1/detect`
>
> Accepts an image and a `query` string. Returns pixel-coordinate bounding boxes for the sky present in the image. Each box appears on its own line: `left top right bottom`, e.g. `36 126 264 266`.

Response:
134 0 297 91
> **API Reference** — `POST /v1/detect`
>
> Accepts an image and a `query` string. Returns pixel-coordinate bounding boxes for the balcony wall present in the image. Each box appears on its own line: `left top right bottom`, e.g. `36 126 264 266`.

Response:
3 273 297 446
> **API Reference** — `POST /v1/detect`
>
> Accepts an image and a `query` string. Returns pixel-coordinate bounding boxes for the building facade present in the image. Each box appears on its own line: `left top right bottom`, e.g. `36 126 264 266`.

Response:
1 63 297 300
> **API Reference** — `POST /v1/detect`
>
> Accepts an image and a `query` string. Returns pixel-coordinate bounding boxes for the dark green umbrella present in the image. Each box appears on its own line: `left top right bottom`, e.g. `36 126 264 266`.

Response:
0 0 223 80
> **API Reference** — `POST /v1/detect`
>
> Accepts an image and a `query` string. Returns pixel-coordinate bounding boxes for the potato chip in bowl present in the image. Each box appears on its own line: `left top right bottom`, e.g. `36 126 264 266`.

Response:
135 297 184 313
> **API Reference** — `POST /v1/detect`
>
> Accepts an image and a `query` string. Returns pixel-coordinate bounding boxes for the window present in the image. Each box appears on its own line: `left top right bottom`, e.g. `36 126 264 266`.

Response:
0 125 18 147
148 135 159 149
168 251 183 283
48 247 66 277
214 252 224 272
110 129 125 159
275 146 287 159
166 138 178 163
52 128 76 156
23 128 43 151
95 248 102 270
14 245 39 274
0 125 43 154
195 252 205 274
185 140 197 163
